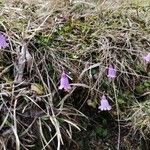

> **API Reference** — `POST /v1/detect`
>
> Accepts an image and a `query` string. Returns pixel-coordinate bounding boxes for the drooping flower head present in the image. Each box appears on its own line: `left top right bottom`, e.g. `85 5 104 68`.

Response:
98 95 111 111
58 71 71 92
0 32 8 49
143 53 150 62
107 64 116 79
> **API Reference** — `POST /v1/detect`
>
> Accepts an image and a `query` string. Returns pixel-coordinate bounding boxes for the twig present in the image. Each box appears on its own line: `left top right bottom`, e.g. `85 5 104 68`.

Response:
14 42 32 83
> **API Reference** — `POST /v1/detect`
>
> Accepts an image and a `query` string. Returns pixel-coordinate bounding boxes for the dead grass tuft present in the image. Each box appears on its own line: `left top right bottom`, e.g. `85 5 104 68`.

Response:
0 0 150 149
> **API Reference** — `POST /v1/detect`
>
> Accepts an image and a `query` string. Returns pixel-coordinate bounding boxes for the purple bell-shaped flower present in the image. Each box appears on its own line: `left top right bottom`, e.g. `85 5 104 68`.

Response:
0 32 8 49
59 72 71 92
98 95 111 111
107 64 116 79
143 53 150 62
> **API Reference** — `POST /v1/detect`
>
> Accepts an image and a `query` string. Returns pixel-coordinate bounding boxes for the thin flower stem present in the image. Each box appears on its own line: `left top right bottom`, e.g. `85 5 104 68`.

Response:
113 81 120 150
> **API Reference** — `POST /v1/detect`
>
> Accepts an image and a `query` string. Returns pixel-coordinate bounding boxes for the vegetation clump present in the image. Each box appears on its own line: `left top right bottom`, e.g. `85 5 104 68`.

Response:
0 0 150 149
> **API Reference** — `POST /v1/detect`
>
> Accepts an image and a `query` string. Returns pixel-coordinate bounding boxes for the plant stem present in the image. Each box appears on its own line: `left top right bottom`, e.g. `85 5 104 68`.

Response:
113 81 120 150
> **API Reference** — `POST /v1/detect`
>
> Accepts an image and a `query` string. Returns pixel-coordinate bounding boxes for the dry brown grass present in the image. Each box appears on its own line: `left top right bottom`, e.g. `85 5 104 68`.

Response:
0 0 150 149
